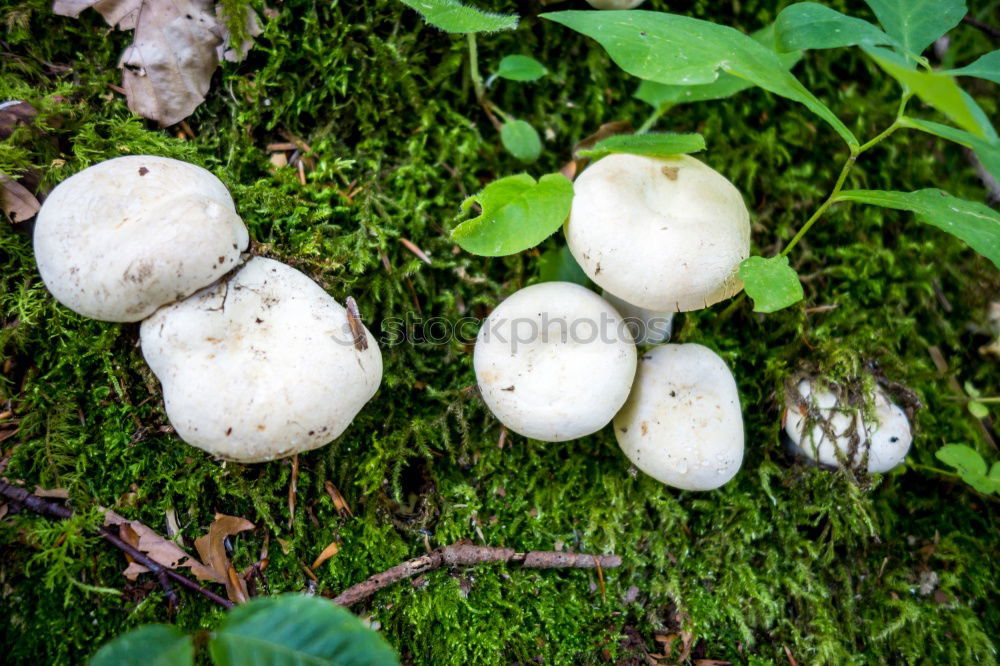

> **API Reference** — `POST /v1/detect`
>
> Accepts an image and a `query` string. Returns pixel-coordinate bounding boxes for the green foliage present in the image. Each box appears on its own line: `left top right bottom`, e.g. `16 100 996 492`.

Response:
542 9 858 147
775 3 899 52
946 49 1000 85
536 245 590 287
493 55 546 82
397 0 517 34
91 595 398 666
576 132 704 160
862 0 965 61
453 173 573 255
900 117 1000 182
835 189 1000 268
498 119 541 163
935 445 1000 495
738 255 804 313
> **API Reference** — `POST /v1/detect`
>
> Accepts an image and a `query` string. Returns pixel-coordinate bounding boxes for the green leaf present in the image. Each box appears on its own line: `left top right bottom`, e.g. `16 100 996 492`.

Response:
900 117 1000 183
990 461 1000 481
775 3 898 52
738 255 804 313
835 189 1000 268
209 595 399 666
537 245 591 286
453 173 574 256
969 400 990 419
936 444 987 478
863 0 965 59
635 23 802 108
90 624 193 666
543 10 858 148
495 55 547 81
398 0 517 33
863 47 985 138
945 50 1000 85
576 132 705 160
500 120 542 163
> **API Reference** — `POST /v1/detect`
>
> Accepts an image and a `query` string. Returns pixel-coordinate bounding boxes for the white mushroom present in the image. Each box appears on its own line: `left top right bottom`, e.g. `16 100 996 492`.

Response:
585 0 646 8
601 290 674 345
614 343 744 491
474 281 637 441
565 154 750 312
783 379 912 473
34 155 249 321
140 257 382 463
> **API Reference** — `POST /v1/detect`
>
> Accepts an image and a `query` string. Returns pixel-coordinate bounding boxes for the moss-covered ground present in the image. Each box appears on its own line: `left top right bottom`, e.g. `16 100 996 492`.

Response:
2 0 999 663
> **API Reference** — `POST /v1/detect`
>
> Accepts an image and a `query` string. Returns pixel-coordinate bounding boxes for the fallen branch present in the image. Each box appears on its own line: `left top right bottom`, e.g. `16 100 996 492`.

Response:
0 481 232 609
332 543 622 607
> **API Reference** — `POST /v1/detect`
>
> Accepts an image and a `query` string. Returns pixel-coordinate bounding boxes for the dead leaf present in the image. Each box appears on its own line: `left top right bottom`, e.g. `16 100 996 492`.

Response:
53 0 261 126
226 564 249 603
104 509 217 581
194 513 255 600
323 481 353 517
2 177 40 224
32 486 69 499
0 100 38 140
0 503 8 520
310 540 340 570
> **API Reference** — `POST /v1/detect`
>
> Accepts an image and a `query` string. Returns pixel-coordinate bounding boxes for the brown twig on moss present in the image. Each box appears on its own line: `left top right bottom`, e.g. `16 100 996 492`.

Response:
332 543 622 607
0 481 233 609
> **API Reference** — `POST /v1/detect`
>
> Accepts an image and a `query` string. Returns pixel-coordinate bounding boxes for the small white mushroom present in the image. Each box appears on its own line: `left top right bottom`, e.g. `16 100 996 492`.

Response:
585 0 646 8
140 257 382 463
34 155 249 321
566 154 750 312
783 379 912 473
614 343 744 491
601 290 674 345
474 281 637 441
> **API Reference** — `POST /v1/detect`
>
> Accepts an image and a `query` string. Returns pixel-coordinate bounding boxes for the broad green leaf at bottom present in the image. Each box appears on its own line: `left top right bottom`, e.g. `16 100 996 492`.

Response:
738 255 804 313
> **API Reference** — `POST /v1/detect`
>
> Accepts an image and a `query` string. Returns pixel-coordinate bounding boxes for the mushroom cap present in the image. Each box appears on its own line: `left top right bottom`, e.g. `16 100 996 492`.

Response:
473 281 637 442
784 379 912 473
140 257 382 463
566 154 750 312
34 155 249 322
585 0 646 8
601 290 674 345
614 343 744 490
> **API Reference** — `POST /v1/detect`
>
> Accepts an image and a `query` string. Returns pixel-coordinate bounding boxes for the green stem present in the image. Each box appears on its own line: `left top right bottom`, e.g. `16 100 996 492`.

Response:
908 463 960 478
636 104 670 135
467 34 485 103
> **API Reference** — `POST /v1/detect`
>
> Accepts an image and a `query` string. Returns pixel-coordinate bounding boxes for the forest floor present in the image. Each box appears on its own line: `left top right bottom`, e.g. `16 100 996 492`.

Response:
1 0 999 664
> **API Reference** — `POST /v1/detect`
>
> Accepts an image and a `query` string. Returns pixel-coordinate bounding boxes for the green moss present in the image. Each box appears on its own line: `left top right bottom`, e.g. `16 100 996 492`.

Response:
1 0 999 664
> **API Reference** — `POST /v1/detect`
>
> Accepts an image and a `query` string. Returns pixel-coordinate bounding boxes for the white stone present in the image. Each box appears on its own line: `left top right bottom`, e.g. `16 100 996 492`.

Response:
474 282 637 441
566 154 750 312
614 343 744 490
140 257 382 462
34 155 249 322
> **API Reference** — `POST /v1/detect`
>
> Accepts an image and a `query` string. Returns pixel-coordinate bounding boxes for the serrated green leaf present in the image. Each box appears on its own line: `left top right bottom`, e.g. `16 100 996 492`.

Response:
90 624 193 666
863 0 965 60
495 55 547 81
208 595 399 666
453 173 574 256
945 50 1000 85
577 133 705 160
863 47 985 138
500 120 542 163
775 3 898 52
738 255 804 313
969 401 990 419
835 189 1000 268
543 10 858 148
935 444 987 478
900 117 1000 183
398 0 517 33
537 245 591 286
635 23 802 108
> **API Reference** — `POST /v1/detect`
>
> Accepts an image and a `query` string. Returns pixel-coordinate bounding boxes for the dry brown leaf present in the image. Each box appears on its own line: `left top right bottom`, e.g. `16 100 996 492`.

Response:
104 509 217 581
310 540 340 570
53 0 261 126
2 177 41 224
0 503 8 521
32 486 69 499
194 512 255 594
0 101 38 140
226 564 249 604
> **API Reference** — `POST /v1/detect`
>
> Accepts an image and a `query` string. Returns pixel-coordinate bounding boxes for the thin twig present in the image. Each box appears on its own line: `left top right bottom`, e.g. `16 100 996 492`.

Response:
963 15 1000 39
332 542 621 607
0 481 233 609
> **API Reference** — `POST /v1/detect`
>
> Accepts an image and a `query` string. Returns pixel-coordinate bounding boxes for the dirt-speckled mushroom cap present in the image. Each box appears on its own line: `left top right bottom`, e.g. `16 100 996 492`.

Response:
473 281 637 442
34 155 249 322
566 154 750 312
614 343 744 490
140 257 382 463
585 0 646 8
784 379 912 473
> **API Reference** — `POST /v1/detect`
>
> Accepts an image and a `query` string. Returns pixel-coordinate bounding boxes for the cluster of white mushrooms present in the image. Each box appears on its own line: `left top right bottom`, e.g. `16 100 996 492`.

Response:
473 153 913 490
33 156 382 463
